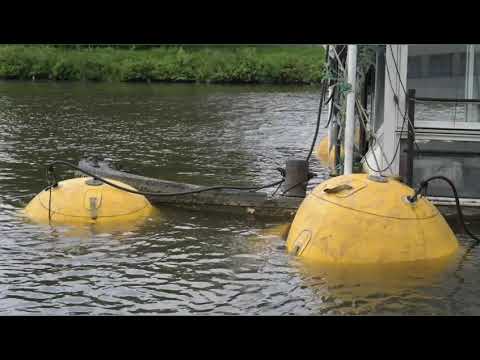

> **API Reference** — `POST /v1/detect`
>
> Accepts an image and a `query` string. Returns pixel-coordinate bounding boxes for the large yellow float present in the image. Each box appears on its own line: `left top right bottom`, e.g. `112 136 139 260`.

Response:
24 177 154 226
286 173 459 264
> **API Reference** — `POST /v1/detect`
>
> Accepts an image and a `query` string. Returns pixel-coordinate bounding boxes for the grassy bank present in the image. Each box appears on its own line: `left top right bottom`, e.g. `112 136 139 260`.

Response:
0 45 325 84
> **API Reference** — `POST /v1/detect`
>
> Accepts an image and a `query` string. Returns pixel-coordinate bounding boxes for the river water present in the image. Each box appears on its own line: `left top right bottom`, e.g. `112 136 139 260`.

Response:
1 81 479 315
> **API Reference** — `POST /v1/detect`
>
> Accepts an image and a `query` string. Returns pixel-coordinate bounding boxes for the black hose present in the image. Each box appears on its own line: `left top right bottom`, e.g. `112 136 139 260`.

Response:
46 160 285 197
306 45 330 162
323 86 336 129
306 81 327 162
408 175 480 242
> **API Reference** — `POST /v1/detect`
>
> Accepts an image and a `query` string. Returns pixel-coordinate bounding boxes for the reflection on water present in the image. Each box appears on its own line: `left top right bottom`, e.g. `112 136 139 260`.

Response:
297 254 460 315
416 102 467 123
1 81 480 315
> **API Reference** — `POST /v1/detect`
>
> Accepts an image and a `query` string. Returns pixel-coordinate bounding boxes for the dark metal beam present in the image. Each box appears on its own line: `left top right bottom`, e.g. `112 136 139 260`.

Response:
406 89 416 186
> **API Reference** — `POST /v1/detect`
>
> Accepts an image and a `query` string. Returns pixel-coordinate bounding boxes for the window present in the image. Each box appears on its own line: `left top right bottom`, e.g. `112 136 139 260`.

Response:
453 52 466 77
407 44 480 125
407 45 466 99
429 54 452 77
407 56 422 78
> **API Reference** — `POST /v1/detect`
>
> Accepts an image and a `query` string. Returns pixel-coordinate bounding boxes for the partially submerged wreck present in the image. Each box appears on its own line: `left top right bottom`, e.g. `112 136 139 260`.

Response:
76 158 303 219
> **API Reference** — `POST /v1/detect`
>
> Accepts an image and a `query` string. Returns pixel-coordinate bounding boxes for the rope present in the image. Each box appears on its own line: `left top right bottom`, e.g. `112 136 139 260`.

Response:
281 179 308 196
48 185 52 224
323 86 336 129
46 160 285 197
44 165 58 224
271 180 284 197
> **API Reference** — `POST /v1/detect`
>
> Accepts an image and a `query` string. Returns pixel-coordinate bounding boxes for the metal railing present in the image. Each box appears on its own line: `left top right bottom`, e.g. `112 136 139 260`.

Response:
413 96 480 104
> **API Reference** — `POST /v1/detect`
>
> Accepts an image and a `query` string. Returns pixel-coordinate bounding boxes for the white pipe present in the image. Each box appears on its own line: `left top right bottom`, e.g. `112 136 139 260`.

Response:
344 45 357 175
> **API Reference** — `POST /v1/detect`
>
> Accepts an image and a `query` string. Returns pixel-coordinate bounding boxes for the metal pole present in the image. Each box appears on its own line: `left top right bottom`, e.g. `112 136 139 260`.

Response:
282 159 309 197
406 89 416 186
344 45 357 175
359 67 370 156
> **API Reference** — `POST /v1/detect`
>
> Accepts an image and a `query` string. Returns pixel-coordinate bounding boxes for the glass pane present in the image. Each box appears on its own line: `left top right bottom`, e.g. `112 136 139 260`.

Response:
407 44 466 98
466 45 480 122
407 44 470 123
400 140 480 199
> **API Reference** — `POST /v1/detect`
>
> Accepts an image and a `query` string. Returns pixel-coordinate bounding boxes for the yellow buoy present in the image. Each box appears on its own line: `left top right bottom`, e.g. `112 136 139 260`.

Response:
286 173 459 264
315 136 334 165
260 223 292 239
315 130 361 169
315 135 342 171
24 177 154 226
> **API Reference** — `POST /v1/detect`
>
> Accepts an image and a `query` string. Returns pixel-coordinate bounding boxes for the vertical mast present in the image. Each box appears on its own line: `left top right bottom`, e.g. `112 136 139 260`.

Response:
344 44 357 175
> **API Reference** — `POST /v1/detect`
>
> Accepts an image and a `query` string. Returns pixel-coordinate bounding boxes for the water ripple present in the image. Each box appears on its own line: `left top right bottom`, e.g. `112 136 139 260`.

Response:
0 82 479 315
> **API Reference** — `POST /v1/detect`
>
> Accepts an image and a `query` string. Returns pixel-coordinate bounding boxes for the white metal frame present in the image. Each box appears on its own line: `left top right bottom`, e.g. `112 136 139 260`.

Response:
344 45 357 175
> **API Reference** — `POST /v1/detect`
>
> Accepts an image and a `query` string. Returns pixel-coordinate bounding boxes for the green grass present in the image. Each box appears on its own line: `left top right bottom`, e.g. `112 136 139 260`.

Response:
0 45 326 84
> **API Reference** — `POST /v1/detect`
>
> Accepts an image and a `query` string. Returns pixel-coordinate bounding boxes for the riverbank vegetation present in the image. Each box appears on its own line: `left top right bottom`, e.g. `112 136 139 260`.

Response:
0 45 325 84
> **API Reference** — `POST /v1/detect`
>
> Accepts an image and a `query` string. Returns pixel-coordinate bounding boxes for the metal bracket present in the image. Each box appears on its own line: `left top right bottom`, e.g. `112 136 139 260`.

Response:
85 178 104 186
368 174 388 183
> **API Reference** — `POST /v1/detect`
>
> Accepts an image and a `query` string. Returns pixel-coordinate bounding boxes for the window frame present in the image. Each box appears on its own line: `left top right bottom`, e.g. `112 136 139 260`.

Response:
408 44 480 130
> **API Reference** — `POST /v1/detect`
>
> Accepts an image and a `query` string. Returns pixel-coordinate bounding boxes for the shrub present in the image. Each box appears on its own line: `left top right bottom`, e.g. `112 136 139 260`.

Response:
0 46 33 79
0 45 326 84
52 58 81 80
83 58 110 81
119 58 156 81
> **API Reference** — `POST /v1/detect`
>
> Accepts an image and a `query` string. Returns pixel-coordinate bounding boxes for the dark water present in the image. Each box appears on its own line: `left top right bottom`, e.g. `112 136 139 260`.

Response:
1 81 479 315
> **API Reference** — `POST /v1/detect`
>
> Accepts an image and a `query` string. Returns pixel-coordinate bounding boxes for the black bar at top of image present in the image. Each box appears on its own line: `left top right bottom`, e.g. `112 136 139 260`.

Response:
1 5 478 45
